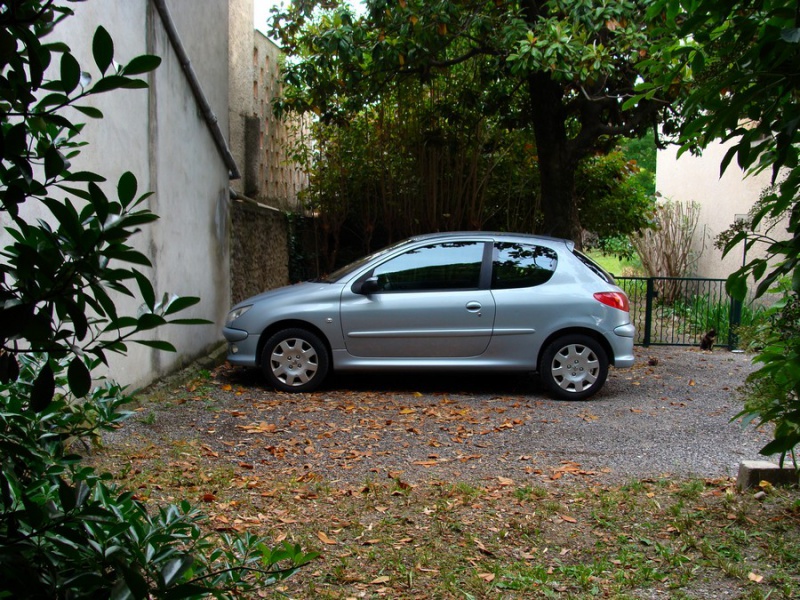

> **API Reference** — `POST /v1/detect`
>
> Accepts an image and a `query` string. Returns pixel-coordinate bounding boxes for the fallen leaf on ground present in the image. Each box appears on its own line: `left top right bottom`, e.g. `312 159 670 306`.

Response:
561 515 577 523
317 531 337 545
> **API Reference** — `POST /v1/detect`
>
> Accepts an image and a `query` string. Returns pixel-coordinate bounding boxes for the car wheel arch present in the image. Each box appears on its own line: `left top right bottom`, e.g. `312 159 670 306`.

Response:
257 320 334 370
536 327 613 371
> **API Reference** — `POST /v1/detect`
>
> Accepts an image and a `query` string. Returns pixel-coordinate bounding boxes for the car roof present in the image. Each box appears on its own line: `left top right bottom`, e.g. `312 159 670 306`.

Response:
406 231 575 251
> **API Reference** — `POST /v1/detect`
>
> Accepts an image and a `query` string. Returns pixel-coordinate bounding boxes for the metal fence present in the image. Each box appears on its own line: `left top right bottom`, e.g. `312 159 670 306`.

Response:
616 276 742 348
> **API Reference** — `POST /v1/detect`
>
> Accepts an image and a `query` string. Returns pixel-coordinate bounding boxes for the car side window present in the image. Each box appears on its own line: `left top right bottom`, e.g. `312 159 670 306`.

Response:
372 242 484 291
492 242 557 289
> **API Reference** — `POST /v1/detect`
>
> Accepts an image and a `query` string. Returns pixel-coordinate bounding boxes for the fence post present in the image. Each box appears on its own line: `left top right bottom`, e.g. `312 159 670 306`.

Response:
643 278 655 347
729 296 743 349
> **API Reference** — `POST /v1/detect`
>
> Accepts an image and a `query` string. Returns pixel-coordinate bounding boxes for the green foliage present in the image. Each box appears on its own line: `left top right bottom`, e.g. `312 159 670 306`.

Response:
586 248 643 276
638 0 800 461
0 356 317 598
660 293 767 345
272 0 679 241
619 131 657 196
278 1 660 266
577 151 656 243
736 292 800 467
1 3 316 597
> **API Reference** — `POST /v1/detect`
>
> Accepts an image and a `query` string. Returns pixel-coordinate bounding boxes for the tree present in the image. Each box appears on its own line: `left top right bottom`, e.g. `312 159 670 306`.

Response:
0 2 315 596
271 0 677 243
635 0 800 463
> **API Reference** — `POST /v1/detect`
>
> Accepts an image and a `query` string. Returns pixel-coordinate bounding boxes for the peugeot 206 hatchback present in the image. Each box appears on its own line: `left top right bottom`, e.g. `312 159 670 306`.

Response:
223 232 635 400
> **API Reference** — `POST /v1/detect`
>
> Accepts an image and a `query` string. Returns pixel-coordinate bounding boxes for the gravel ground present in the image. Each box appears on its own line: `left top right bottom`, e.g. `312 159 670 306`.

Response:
110 345 775 487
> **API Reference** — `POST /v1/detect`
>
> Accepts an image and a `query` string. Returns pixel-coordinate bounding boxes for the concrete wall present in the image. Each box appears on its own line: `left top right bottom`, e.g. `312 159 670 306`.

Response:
43 0 235 388
228 4 309 301
656 140 787 280
2 0 310 389
229 21 308 210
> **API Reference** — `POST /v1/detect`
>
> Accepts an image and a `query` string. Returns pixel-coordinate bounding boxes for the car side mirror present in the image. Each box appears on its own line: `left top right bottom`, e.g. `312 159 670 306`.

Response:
358 276 380 295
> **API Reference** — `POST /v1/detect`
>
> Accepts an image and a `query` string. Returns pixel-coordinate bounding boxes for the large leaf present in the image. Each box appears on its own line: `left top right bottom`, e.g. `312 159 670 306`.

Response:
30 362 55 412
0 352 20 384
134 339 177 352
60 51 81 94
132 269 155 311
68 356 91 398
121 54 161 76
0 303 34 341
43 146 66 180
92 25 114 75
160 555 194 587
164 296 201 316
91 75 148 94
117 171 138 207
74 105 104 119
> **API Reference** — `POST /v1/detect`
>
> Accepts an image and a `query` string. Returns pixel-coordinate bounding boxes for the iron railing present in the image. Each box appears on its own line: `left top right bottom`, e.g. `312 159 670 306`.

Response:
617 276 743 348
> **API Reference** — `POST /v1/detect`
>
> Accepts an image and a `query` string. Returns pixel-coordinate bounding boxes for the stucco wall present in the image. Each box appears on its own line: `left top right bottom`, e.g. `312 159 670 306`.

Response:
42 1 234 388
656 140 786 280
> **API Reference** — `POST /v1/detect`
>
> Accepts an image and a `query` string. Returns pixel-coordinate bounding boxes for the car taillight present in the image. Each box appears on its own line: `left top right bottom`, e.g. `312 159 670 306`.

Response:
593 291 630 312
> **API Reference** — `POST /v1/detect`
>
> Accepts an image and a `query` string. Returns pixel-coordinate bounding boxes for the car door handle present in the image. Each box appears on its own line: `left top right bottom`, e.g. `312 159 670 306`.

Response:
465 301 482 312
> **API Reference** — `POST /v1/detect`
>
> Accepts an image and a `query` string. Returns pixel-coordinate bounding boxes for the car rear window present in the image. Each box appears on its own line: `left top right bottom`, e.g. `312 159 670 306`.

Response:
491 242 558 289
573 250 616 284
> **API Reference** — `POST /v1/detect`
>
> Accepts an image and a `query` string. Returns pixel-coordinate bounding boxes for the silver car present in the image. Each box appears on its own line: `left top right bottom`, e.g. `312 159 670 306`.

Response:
223 232 635 400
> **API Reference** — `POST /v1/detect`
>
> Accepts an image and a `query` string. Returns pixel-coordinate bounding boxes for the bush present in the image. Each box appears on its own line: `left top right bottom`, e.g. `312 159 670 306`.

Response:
736 291 800 467
1 355 315 598
0 3 315 597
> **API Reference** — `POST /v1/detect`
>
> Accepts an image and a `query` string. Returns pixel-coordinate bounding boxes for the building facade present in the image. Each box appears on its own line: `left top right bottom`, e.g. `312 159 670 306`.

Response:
656 139 787 281
229 0 309 304
19 0 309 389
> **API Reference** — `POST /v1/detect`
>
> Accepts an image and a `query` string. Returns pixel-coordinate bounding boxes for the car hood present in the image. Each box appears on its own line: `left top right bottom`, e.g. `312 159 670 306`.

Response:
232 281 334 309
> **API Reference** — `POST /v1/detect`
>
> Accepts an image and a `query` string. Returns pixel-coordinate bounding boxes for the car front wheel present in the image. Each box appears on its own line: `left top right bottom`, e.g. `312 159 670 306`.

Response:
540 334 608 400
261 328 329 392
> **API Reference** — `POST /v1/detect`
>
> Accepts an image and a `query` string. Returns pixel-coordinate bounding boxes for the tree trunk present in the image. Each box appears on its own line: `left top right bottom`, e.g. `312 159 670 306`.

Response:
528 73 583 245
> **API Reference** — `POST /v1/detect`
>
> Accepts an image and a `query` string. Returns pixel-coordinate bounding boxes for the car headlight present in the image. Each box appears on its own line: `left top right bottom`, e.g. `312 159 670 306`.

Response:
226 304 252 326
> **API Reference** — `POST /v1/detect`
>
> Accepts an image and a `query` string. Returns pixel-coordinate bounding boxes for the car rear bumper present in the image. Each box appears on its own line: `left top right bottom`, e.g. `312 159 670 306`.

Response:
610 323 636 367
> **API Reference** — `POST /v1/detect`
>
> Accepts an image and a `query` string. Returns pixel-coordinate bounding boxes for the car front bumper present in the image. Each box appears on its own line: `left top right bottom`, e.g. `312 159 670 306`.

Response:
222 327 259 366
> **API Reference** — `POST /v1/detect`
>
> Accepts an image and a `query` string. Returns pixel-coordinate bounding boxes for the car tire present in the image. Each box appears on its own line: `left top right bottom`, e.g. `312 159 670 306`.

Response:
539 334 608 401
261 328 329 393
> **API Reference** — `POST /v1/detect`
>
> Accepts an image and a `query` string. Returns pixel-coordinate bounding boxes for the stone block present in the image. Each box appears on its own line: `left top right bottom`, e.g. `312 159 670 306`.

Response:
737 460 799 490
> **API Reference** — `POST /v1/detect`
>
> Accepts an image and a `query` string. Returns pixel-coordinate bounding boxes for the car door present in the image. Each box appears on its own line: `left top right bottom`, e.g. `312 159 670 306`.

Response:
488 241 560 348
339 240 496 358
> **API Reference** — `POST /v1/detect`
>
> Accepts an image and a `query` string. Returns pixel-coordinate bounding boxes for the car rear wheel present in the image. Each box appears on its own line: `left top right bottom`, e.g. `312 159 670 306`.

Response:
540 334 608 400
261 328 329 392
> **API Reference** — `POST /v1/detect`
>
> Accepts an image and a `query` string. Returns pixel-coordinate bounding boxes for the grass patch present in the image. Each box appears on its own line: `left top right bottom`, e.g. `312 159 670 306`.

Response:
586 250 644 277
89 435 800 599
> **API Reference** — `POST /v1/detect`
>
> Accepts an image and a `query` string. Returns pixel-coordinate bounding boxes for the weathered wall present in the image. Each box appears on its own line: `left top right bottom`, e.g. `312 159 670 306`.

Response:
229 24 308 210
229 200 290 304
656 139 788 280
228 6 309 299
0 0 308 389
43 0 235 388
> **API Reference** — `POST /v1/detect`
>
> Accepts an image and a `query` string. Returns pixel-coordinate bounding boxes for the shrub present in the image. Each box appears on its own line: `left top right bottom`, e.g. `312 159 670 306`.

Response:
0 3 315 597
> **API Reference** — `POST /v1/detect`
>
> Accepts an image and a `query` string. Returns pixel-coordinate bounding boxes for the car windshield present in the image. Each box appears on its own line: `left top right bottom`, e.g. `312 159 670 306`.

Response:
573 250 616 284
316 238 418 283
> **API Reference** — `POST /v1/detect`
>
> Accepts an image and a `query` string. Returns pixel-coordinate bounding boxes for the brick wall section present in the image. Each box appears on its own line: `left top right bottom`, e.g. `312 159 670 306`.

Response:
230 199 290 305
